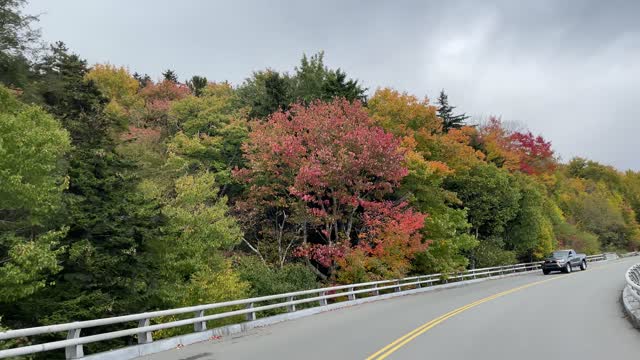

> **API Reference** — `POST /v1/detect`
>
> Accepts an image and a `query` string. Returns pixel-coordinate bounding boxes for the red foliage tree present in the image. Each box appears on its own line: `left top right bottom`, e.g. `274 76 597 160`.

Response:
479 117 556 176
508 131 555 175
235 99 426 279
139 80 191 125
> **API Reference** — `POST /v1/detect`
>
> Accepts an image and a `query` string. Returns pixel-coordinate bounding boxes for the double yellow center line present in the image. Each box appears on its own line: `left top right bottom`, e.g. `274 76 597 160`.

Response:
365 276 561 360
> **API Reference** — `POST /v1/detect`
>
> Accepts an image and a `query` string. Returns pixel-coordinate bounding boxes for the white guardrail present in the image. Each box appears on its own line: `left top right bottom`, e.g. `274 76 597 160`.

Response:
626 262 640 303
0 254 608 359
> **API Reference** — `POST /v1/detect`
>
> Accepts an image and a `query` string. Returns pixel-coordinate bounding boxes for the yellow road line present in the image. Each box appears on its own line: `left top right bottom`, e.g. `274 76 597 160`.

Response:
366 260 621 359
366 276 562 360
366 260 622 359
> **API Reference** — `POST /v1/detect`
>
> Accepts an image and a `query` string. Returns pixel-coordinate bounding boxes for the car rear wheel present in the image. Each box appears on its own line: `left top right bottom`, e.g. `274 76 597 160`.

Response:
543 269 550 275
580 260 587 271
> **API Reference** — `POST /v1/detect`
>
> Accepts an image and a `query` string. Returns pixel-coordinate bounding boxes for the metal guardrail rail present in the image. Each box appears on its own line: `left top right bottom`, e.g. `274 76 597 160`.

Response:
0 253 608 359
626 262 640 302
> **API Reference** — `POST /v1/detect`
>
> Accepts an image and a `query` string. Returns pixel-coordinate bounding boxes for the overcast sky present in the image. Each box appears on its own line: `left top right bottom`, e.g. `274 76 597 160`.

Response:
26 0 640 170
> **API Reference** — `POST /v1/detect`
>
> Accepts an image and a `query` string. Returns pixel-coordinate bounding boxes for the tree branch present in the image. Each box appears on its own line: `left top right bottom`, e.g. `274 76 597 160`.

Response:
242 237 266 265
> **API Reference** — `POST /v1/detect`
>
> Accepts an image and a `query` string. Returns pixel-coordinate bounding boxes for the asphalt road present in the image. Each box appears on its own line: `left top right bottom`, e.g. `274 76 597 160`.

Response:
140 257 640 360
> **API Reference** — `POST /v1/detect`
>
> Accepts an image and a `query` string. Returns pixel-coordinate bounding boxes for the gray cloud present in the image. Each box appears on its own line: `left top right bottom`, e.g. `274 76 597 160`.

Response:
26 0 640 170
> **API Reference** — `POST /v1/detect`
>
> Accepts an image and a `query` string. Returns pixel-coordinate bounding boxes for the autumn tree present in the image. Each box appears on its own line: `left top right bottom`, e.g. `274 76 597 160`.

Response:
139 78 190 127
85 63 144 128
509 131 555 175
368 87 441 137
236 99 424 280
478 117 556 176
368 88 477 273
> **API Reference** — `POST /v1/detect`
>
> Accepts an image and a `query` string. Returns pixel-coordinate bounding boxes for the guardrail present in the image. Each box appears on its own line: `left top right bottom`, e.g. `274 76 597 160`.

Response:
625 262 640 302
0 253 609 359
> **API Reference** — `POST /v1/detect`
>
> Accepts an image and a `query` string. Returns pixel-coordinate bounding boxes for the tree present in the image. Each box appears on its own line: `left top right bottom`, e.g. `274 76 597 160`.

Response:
146 172 248 310
236 99 424 279
0 0 41 93
477 116 521 171
367 87 477 273
508 131 556 175
162 69 178 82
623 170 640 223
186 75 208 96
0 85 70 304
555 164 640 252
505 175 556 261
401 153 478 274
85 63 144 128
237 69 294 119
322 68 366 103
132 72 152 89
237 52 366 119
368 87 442 137
445 163 521 239
35 42 113 145
0 0 39 55
139 78 191 126
166 82 248 193
293 51 366 104
8 46 164 354
437 89 469 132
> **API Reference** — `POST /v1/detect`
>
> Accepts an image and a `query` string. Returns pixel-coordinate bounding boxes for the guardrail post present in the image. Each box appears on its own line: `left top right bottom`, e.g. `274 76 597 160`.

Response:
65 328 83 359
194 310 206 332
372 284 380 296
137 318 152 344
347 287 356 301
287 296 296 312
319 291 328 306
245 302 256 321
416 277 422 288
394 280 401 292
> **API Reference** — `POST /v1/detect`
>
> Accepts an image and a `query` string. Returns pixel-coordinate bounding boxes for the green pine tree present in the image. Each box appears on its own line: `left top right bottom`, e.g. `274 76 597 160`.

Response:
437 89 469 132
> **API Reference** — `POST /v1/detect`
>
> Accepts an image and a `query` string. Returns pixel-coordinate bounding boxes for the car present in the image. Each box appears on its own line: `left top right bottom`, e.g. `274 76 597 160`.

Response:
541 249 587 275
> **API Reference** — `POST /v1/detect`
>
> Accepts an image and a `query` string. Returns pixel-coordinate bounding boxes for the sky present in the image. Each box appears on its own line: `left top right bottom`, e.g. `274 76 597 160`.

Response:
25 0 640 170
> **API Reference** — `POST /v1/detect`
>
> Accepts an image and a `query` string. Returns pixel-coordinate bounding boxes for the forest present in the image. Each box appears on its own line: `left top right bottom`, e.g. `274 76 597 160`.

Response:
2 0 640 355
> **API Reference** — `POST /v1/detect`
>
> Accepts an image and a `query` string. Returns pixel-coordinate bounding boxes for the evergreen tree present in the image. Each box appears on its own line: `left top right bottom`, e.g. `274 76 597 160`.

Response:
437 89 469 132
9 45 164 352
237 69 293 118
322 68 366 103
132 71 152 89
293 51 366 104
162 69 178 82
186 75 207 96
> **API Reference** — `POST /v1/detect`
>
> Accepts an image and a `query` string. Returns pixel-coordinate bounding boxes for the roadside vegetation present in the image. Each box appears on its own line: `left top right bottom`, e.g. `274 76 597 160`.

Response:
2 1 639 355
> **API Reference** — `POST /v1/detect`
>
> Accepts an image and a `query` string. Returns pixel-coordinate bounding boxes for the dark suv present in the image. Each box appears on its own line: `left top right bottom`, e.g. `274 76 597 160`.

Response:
542 249 587 275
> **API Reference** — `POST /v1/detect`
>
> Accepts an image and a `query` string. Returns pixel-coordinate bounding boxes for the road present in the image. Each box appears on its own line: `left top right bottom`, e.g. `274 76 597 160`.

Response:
140 257 640 360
